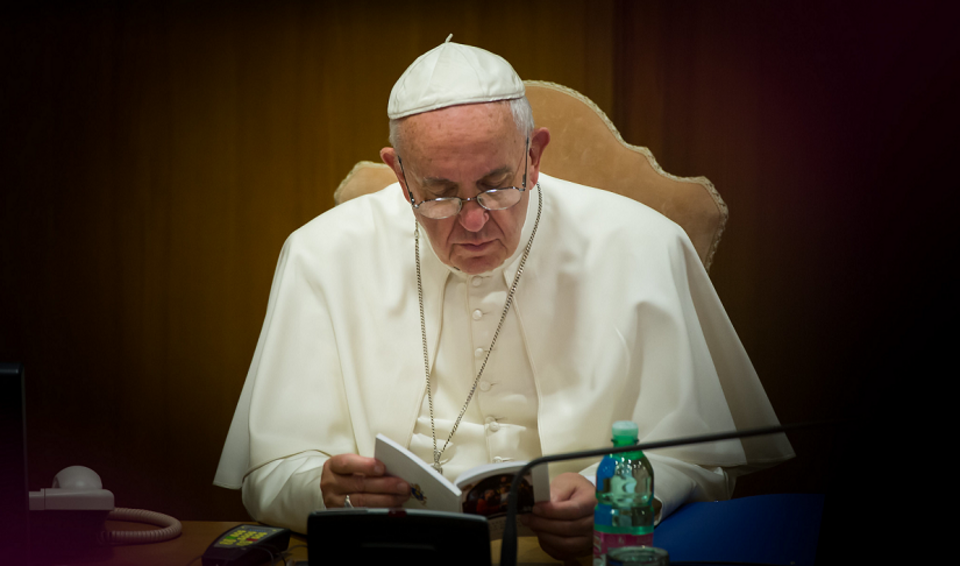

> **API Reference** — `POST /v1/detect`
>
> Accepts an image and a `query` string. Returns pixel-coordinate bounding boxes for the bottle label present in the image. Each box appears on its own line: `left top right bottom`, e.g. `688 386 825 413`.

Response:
593 532 654 566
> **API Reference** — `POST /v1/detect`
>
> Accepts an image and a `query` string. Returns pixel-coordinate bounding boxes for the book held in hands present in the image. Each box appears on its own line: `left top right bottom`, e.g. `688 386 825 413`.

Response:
374 434 551 539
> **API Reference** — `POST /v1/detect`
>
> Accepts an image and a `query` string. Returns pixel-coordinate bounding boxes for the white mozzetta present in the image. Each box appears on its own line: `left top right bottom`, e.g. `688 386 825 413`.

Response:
216 174 794 533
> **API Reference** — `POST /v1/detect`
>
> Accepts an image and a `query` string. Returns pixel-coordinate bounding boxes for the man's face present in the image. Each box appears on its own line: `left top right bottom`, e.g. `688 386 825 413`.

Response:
386 103 537 275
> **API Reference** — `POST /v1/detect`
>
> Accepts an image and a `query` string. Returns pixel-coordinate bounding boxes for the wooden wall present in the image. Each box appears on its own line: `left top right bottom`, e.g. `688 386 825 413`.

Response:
614 0 955 508
1 0 953 527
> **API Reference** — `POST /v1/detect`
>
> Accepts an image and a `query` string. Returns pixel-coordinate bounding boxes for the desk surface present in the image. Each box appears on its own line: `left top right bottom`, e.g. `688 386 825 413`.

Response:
74 520 571 566
38 494 821 565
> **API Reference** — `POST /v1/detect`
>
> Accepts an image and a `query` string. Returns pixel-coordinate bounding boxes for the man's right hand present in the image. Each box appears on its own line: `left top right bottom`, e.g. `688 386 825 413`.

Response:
320 454 411 509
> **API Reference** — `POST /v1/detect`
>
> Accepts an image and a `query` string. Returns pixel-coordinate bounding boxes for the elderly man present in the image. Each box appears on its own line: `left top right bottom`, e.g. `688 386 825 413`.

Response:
215 38 793 561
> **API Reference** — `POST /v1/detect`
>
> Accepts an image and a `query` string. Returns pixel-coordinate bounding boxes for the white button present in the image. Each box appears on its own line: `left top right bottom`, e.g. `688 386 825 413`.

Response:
474 348 484 358
472 276 483 287
485 416 496 424
493 457 503 463
479 381 491 391
488 422 500 432
472 310 483 320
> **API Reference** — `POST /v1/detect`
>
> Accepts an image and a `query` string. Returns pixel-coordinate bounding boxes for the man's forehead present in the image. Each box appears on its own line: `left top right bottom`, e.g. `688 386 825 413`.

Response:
397 102 525 189
405 101 515 140
403 104 519 156
420 164 514 187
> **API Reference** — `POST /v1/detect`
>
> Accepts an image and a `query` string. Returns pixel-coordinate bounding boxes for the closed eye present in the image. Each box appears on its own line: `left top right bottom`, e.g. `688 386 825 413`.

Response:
480 174 513 191
423 183 459 199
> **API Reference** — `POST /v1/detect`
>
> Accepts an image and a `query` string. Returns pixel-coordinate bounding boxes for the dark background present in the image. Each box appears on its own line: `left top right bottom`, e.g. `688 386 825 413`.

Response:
2 0 953 553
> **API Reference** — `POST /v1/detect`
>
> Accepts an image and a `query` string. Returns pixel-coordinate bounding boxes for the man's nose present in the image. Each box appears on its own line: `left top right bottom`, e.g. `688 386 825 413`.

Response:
458 200 489 232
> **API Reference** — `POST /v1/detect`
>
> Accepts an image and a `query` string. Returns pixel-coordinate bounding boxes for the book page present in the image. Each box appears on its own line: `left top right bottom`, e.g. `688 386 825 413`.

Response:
374 434 461 513
455 461 550 505
455 462 550 539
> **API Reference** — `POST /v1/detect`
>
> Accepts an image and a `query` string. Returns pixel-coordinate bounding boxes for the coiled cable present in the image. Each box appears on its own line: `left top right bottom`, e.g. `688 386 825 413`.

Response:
99 507 182 545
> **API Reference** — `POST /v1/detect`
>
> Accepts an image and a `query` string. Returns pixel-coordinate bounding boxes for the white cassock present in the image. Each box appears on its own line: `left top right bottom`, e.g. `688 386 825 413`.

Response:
214 174 795 534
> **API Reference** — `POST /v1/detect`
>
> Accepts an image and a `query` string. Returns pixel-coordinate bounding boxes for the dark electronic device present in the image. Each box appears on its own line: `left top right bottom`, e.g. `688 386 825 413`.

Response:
308 508 490 566
0 363 29 564
202 524 291 566
4 362 184 564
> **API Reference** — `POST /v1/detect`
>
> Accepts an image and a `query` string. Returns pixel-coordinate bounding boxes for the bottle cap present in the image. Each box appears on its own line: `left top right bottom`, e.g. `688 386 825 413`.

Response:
612 420 639 440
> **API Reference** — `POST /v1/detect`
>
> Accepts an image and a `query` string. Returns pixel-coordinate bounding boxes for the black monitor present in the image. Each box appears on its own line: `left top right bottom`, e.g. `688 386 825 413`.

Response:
0 362 29 563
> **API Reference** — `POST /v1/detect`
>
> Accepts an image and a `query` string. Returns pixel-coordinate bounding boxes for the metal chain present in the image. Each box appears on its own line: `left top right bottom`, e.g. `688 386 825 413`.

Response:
416 184 543 473
414 221 436 468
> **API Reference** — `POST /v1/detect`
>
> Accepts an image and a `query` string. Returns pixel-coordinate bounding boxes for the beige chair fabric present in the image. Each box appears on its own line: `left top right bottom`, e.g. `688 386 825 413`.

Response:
333 81 728 270
333 160 400 207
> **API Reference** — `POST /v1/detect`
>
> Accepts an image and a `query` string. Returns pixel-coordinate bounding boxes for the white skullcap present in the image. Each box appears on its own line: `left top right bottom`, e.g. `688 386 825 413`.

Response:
387 34 525 120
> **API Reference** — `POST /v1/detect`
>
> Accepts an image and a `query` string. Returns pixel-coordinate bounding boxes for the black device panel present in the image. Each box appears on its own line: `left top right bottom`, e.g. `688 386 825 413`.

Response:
308 508 490 566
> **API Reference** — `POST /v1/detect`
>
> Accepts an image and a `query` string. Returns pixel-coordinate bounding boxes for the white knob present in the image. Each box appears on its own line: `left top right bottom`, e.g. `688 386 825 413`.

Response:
52 466 103 490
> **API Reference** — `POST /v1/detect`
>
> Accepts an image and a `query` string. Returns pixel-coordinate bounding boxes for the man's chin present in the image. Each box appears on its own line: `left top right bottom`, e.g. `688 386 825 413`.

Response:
449 242 509 274
452 254 505 275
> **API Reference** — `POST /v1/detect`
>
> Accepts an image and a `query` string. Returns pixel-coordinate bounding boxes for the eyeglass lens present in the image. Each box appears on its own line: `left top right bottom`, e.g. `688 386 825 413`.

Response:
419 188 522 219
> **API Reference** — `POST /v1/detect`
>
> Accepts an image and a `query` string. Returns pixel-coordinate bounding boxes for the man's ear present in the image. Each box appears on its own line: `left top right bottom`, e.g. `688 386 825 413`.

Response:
380 147 401 179
527 127 551 187
380 147 408 199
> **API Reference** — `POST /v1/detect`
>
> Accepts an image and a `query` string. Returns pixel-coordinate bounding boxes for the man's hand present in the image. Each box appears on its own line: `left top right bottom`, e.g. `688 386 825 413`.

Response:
320 454 410 509
520 472 596 563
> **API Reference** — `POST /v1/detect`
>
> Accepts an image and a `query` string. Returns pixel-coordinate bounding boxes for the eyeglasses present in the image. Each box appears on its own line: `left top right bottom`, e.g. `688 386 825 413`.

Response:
399 138 529 220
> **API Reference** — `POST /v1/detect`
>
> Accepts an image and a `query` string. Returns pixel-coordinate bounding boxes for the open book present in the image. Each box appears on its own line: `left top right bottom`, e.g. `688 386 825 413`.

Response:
374 434 550 538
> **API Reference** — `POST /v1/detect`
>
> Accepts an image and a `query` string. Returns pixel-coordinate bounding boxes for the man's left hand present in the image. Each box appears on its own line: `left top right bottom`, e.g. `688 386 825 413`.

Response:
520 472 596 563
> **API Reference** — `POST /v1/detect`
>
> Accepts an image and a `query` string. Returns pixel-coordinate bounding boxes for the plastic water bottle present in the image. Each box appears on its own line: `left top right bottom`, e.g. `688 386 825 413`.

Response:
593 421 654 566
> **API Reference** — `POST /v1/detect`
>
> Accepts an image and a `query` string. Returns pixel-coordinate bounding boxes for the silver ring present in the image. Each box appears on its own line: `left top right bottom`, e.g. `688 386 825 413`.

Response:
343 494 353 508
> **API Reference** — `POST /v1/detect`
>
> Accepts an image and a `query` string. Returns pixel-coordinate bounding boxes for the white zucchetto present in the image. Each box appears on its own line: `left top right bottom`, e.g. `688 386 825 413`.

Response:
387 34 525 120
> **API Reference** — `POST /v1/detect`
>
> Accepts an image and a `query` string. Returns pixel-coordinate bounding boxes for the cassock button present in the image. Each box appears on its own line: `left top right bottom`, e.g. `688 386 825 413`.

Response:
472 276 483 287
472 310 483 320
479 381 491 392
474 348 485 358
488 422 500 432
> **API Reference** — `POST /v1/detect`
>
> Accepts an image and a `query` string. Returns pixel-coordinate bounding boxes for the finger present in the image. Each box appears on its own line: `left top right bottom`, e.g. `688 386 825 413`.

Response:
325 485 410 510
327 454 386 476
537 531 592 556
354 475 411 496
522 513 594 537
321 470 365 497
347 491 411 509
321 461 367 502
548 472 595 502
533 497 595 521
341 472 413 496
540 473 596 520
549 477 580 502
534 531 593 561
322 473 411 507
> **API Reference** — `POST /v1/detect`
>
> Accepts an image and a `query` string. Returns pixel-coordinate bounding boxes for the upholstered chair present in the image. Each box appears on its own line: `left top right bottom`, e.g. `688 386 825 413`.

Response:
333 81 727 270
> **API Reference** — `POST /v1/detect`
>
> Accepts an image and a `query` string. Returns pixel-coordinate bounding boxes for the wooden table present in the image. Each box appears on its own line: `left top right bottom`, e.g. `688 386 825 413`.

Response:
56 520 576 565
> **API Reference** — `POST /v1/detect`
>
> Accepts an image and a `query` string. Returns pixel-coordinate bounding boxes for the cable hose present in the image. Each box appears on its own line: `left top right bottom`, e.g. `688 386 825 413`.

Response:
99 507 182 545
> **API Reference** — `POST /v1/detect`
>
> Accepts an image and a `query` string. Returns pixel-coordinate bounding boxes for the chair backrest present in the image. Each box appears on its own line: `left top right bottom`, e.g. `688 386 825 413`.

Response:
333 80 727 270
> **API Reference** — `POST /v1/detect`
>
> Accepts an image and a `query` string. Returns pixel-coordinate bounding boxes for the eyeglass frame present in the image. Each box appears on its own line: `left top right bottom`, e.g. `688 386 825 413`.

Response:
397 136 530 220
